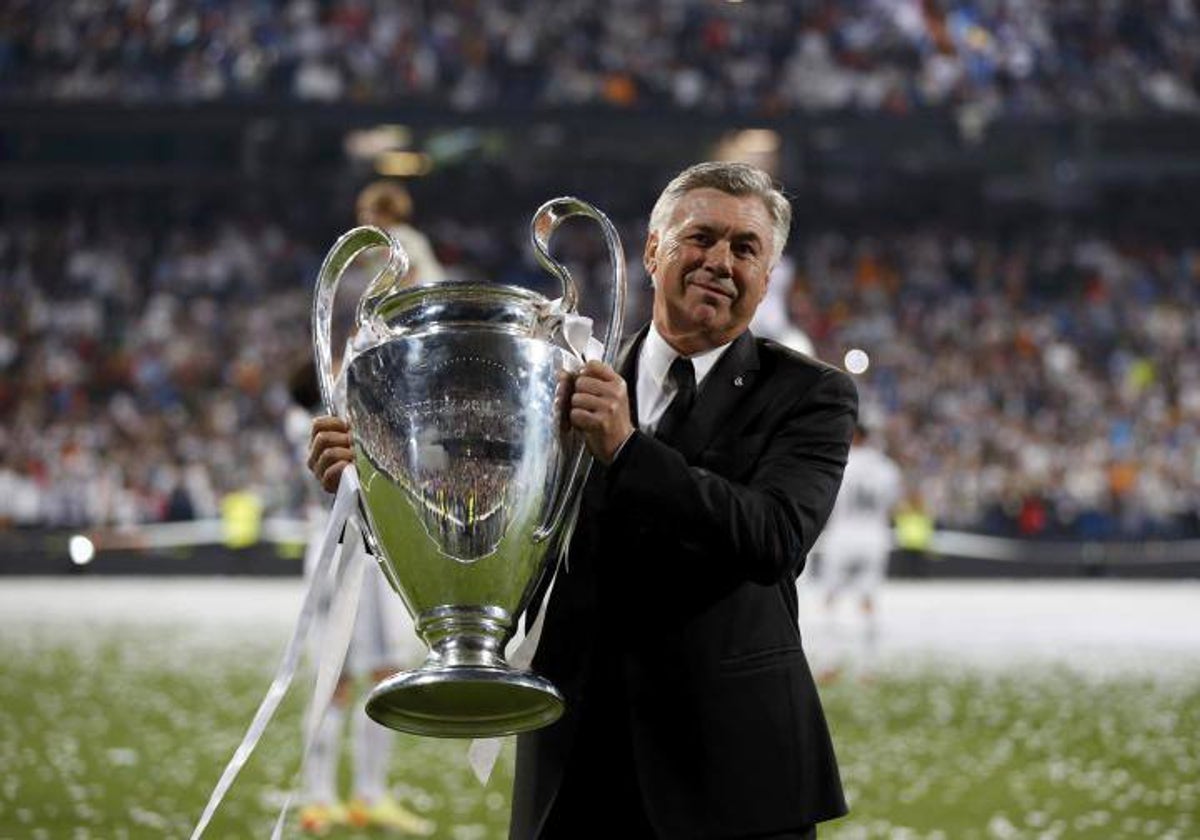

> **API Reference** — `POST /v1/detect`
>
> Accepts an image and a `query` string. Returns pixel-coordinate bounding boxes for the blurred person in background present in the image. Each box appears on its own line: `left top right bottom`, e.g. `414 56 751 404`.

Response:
750 253 816 358
8 2 1198 117
2 184 1196 541
311 160 858 839
811 424 903 683
294 180 439 836
355 180 446 286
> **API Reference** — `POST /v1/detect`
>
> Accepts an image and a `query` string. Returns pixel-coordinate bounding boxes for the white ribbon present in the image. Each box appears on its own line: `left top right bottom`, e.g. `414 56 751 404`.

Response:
191 466 365 840
464 310 601 785
555 306 604 363
466 566 560 786
270 512 368 839
193 306 603 813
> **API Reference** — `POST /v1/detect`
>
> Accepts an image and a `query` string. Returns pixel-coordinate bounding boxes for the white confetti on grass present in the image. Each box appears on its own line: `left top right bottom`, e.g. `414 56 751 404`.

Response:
3 578 1199 838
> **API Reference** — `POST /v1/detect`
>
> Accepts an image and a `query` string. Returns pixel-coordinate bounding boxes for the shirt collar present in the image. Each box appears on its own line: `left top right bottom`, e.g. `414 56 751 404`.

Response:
644 322 735 390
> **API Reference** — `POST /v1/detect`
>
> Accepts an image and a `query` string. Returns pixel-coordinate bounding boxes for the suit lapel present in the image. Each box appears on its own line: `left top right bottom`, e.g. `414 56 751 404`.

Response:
598 325 758 462
673 330 760 462
616 327 646 426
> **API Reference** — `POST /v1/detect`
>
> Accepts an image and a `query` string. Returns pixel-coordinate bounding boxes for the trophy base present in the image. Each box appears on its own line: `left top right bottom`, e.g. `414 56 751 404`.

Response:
365 666 565 738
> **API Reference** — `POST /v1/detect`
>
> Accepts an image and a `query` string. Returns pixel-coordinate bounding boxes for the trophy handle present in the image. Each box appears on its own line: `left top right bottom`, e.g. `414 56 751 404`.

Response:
311 225 410 415
529 198 627 543
529 197 626 366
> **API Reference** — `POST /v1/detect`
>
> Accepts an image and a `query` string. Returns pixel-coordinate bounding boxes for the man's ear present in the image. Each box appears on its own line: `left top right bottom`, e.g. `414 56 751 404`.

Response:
643 231 660 278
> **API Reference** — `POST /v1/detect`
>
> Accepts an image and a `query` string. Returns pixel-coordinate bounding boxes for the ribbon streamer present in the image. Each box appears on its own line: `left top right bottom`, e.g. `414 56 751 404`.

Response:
270 512 368 839
466 319 599 786
191 467 364 839
466 569 556 786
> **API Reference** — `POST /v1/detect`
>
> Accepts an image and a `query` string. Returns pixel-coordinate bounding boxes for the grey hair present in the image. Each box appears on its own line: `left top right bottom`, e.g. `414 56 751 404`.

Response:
648 161 792 264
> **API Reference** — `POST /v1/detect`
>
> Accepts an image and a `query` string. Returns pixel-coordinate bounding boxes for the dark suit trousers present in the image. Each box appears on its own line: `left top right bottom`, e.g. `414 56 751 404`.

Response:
539 652 657 839
534 651 818 840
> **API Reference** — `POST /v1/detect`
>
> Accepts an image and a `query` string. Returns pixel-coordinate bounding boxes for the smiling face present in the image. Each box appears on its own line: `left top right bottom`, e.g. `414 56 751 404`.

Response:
645 187 776 355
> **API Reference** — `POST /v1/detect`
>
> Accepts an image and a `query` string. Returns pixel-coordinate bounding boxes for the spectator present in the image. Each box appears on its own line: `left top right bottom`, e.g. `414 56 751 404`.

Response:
2 1 1197 117
0 194 1196 540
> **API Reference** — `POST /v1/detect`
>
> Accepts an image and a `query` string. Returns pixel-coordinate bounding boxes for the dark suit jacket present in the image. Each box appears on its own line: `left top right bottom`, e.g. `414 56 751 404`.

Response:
511 326 858 839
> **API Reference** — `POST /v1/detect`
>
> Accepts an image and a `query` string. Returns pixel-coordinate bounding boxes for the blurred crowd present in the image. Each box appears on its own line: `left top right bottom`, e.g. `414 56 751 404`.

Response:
792 227 1200 541
1 196 1197 541
2 0 1199 116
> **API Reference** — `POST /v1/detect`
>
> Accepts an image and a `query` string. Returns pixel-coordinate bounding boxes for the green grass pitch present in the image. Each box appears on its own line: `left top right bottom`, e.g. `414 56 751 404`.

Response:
2 626 1197 839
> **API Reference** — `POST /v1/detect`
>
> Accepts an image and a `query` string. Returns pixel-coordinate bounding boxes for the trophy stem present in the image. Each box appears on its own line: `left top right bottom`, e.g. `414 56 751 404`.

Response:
365 605 564 738
420 605 511 669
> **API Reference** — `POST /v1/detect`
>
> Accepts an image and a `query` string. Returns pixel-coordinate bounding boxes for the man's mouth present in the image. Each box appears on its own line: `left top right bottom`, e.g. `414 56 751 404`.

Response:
686 277 736 300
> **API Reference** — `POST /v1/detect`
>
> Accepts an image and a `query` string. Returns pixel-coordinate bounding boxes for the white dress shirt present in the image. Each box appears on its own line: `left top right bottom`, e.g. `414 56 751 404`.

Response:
636 323 735 434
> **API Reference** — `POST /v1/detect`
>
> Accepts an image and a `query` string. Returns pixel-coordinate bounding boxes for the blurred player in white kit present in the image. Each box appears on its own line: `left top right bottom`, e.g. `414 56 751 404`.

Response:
813 423 902 680
289 180 441 835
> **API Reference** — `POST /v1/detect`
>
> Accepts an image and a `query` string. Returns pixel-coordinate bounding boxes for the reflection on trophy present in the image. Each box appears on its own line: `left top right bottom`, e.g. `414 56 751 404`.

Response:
312 199 625 738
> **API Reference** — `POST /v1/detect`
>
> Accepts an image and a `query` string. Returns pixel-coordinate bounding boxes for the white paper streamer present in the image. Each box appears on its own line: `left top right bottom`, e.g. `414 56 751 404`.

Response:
464 310 601 785
191 467 364 840
466 574 555 786
270 514 368 839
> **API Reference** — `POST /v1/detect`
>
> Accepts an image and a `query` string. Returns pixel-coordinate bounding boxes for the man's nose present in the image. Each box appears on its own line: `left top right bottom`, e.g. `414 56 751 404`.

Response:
705 240 733 276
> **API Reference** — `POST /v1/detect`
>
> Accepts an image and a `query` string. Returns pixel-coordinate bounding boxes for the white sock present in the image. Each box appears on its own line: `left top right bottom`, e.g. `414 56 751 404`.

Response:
303 703 345 805
352 702 393 803
860 611 880 671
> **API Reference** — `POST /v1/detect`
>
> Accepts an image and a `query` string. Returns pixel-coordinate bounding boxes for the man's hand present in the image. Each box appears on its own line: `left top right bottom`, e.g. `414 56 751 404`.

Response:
568 360 635 464
308 415 354 493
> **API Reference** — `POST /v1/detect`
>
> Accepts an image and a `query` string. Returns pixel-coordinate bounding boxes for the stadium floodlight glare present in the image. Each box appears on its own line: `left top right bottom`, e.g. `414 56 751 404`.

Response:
733 128 780 153
375 151 433 177
713 128 781 174
844 348 870 375
344 124 412 161
68 535 96 566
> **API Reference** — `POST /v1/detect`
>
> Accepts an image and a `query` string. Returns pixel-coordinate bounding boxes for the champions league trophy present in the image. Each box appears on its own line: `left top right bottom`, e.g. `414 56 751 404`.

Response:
311 199 625 738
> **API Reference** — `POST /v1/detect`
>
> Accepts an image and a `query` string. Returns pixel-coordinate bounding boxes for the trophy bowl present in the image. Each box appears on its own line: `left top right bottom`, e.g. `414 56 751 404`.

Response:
312 199 625 738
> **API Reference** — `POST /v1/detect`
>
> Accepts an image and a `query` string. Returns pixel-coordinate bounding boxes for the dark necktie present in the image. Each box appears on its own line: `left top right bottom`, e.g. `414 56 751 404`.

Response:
655 356 696 445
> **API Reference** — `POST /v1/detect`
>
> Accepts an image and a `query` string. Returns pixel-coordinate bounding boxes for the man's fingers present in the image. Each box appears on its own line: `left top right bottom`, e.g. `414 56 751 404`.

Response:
321 460 349 494
565 364 634 464
573 374 625 398
311 415 349 434
571 375 605 396
569 408 603 430
570 392 619 416
579 360 619 381
307 414 354 492
313 430 352 449
315 446 354 479
555 371 577 401
307 430 351 471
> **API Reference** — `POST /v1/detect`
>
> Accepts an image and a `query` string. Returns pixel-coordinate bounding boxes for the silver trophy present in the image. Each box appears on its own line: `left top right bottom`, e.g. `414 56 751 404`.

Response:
312 199 625 738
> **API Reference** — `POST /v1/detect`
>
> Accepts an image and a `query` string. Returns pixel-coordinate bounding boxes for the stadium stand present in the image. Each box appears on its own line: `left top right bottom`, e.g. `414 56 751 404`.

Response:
2 1 1198 115
2 199 1196 541
0 0 1198 565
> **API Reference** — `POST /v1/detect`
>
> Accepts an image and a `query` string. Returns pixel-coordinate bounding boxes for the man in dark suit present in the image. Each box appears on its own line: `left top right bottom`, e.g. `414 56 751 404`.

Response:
309 162 857 839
